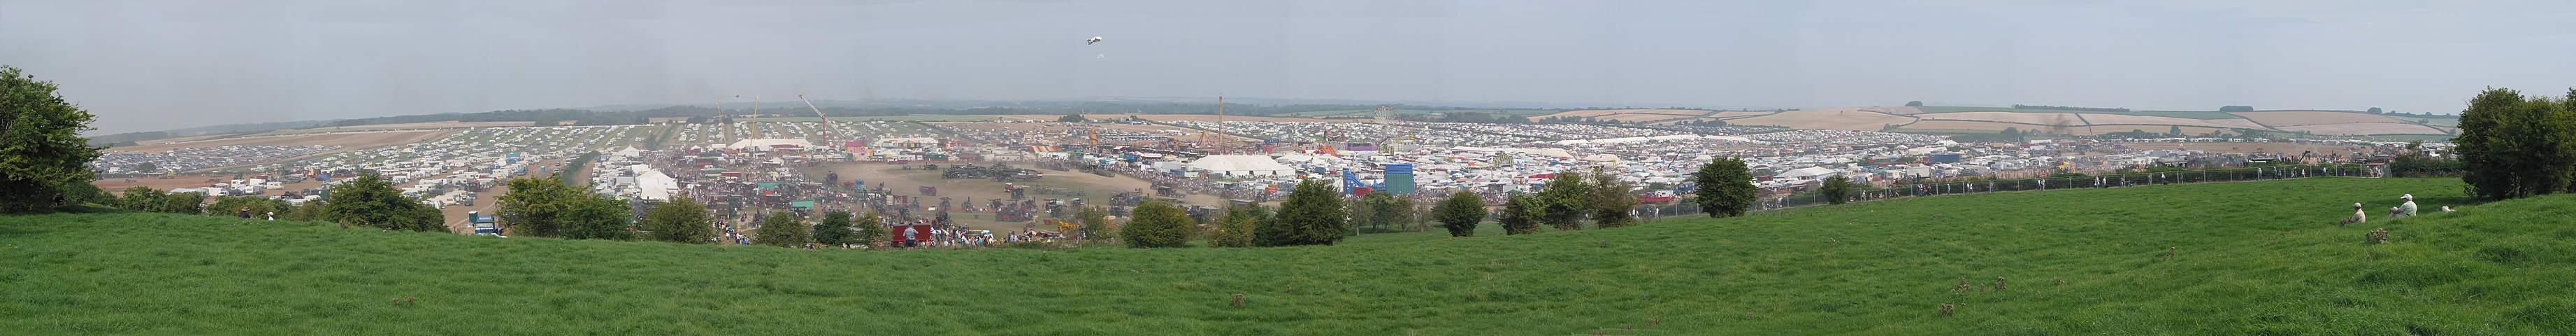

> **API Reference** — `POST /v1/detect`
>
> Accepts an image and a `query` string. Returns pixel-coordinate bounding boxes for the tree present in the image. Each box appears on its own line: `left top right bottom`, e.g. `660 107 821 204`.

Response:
1361 192 1403 232
1694 157 1758 218
642 197 716 244
132 162 157 174
0 66 107 213
1262 179 1349 246
116 187 165 212
161 192 206 215
1497 194 1544 235
2368 107 2384 114
1209 205 1265 247
1433 191 1486 237
1121 201 1193 248
2168 125 2184 136
320 173 442 231
556 191 631 239
1057 114 1088 122
1586 168 1638 228
1537 171 1590 230
1076 205 1112 244
2454 88 2576 200
813 211 855 247
751 211 812 248
853 211 889 247
1820 175 1855 204
497 177 581 237
1905 101 1924 106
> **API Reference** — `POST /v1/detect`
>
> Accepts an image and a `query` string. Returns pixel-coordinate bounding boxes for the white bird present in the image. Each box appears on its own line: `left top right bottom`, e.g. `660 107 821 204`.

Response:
1086 36 1103 45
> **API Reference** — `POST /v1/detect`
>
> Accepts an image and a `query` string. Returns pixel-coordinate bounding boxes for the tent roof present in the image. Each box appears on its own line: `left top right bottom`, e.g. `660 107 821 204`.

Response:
1186 155 1295 172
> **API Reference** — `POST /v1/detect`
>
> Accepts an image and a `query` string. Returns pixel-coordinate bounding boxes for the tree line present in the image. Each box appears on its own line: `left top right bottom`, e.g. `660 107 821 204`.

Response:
2454 88 2576 200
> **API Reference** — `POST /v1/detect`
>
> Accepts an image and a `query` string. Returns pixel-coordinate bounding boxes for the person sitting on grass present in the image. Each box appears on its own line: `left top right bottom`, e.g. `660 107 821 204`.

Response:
2340 202 2366 227
2398 194 2418 218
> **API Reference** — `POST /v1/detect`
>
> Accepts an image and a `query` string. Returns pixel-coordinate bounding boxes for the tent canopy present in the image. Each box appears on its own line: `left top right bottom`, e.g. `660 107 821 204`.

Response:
1186 155 1296 176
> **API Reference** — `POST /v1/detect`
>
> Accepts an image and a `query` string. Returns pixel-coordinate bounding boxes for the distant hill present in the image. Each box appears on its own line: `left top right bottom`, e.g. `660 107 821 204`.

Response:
1660 105 2461 138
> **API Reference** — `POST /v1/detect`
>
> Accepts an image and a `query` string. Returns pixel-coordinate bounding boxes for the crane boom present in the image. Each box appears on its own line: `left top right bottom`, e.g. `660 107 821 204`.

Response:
798 94 832 152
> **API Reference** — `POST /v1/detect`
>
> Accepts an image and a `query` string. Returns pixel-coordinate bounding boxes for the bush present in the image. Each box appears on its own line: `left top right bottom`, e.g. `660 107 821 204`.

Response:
559 193 631 240
1820 175 1855 204
498 177 580 237
642 197 716 244
1261 179 1348 246
1434 191 1486 237
1537 172 1589 230
1587 169 1638 228
161 192 206 215
812 211 855 246
751 211 811 248
319 173 442 232
1122 201 1193 248
116 187 166 212
2455 88 2576 199
853 212 888 247
1497 194 1544 235
1209 205 1265 247
1077 206 1112 244
1695 157 1758 218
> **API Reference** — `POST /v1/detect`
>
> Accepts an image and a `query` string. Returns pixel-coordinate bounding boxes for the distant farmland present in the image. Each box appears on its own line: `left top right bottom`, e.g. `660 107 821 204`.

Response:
1553 106 2456 136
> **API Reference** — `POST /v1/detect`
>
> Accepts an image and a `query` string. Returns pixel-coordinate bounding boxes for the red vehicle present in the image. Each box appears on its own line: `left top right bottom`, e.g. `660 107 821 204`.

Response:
919 186 938 196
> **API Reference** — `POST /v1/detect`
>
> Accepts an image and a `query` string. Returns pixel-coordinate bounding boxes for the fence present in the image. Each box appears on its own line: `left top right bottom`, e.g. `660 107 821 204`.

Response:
1639 164 2384 218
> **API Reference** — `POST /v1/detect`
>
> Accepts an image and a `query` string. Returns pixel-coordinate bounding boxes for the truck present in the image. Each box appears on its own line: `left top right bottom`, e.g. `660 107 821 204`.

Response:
468 211 503 237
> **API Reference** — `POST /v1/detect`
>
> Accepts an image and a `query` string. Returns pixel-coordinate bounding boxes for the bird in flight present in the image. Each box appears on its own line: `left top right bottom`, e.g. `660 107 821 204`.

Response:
1086 36 1104 45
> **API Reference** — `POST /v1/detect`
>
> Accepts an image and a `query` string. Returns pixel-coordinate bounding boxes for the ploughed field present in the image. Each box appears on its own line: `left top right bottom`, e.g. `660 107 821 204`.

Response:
4 178 2570 335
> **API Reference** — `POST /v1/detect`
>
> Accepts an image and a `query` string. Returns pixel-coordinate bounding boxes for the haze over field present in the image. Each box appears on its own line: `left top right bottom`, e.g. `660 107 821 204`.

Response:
6 0 2575 134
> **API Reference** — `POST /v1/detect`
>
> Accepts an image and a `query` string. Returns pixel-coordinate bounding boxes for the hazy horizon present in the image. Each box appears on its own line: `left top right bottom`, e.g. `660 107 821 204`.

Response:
7 0 2574 134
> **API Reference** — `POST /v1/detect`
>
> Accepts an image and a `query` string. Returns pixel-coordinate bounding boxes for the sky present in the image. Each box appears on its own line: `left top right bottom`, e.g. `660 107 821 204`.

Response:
5 0 2575 134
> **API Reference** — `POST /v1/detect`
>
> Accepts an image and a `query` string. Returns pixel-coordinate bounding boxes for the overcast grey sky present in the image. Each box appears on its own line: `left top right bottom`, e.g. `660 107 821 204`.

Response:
6 0 2575 134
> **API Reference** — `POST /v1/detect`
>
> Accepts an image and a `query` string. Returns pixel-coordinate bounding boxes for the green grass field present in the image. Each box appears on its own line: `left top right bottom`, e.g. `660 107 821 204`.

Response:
6 178 2572 334
1914 106 2244 120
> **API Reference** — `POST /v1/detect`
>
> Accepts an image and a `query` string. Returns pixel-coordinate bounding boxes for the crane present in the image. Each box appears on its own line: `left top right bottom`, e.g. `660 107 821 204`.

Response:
798 94 834 153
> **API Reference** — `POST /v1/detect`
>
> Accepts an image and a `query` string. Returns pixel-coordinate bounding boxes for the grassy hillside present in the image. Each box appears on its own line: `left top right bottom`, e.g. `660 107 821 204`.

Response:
6 178 2573 334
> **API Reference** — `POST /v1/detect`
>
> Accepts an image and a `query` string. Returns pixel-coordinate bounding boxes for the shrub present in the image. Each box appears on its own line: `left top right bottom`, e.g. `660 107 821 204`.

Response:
1820 175 1855 204
1538 171 1589 230
1122 201 1193 248
1587 168 1638 228
1497 194 1544 235
642 197 716 244
1695 157 1758 218
1261 179 1348 246
1207 205 1264 247
1434 191 1486 237
320 173 442 232
751 211 811 248
812 211 855 246
161 192 206 215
